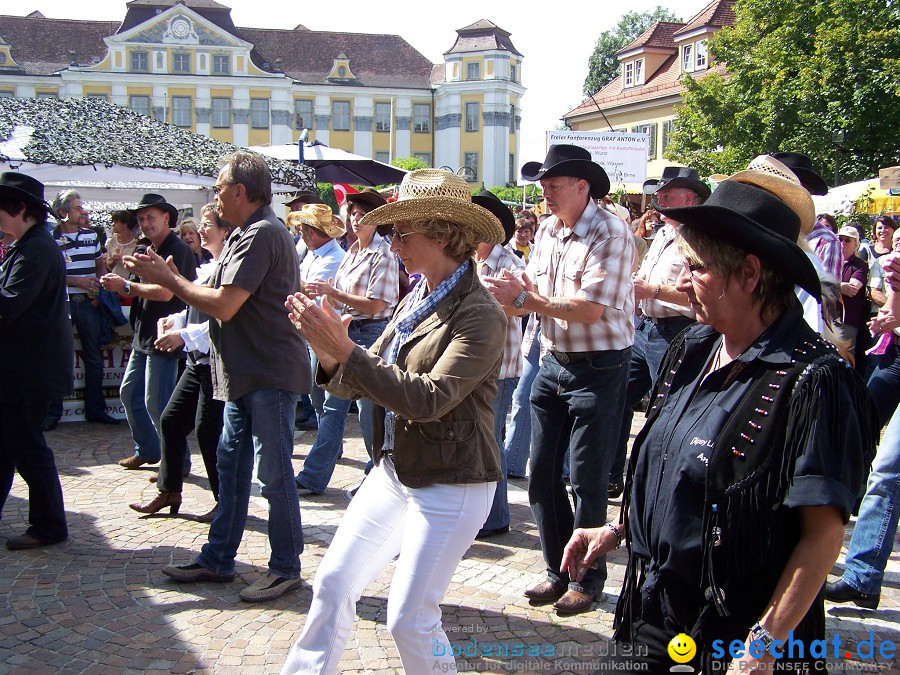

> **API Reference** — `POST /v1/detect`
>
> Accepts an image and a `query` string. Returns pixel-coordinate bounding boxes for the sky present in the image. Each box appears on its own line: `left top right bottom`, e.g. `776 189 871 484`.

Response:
7 0 707 170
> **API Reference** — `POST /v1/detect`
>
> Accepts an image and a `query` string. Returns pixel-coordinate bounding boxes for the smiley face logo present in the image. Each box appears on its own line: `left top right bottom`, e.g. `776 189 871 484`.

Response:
667 633 697 664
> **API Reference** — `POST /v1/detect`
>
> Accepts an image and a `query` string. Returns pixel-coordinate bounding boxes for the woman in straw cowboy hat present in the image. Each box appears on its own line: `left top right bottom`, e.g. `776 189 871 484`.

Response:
561 172 876 672
281 169 506 674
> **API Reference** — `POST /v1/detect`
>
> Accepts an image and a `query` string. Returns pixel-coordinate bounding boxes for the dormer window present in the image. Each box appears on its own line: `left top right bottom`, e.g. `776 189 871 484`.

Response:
682 44 694 72
624 58 644 87
695 40 708 70
624 62 634 87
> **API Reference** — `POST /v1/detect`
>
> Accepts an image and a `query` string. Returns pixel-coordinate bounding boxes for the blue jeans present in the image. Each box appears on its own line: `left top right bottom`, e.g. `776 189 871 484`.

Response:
529 348 630 596
504 329 541 477
296 319 387 494
198 388 303 579
612 317 692 483
119 350 180 463
841 404 900 596
482 376 519 531
866 342 900 429
0 399 68 543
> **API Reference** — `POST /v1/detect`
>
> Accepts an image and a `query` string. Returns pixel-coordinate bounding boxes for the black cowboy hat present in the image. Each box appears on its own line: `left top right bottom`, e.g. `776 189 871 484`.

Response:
657 180 821 301
132 193 179 227
345 187 388 213
521 144 610 199
472 190 516 243
285 190 325 208
771 152 828 196
0 172 49 209
643 166 711 200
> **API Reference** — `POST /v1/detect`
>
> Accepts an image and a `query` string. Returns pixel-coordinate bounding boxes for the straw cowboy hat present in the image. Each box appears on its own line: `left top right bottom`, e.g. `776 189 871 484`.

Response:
287 203 344 239
132 193 179 227
360 169 504 245
729 155 817 237
771 152 829 196
472 190 516 243
643 166 711 200
520 144 610 199
657 179 822 301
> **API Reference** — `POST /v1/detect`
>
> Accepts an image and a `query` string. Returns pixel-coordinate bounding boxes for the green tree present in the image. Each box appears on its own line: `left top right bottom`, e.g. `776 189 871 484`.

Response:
667 0 900 185
583 6 682 96
391 156 429 171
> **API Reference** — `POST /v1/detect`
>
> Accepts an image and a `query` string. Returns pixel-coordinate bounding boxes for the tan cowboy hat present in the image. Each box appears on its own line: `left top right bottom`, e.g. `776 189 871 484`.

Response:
287 203 344 239
728 155 816 238
359 169 504 245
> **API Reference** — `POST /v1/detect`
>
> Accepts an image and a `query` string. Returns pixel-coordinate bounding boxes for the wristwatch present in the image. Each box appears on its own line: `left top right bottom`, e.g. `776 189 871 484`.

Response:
123 280 132 295
512 289 528 309
749 622 775 650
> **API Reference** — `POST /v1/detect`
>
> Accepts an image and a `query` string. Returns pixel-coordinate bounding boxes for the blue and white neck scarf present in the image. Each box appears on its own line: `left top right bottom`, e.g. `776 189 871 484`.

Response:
382 259 471 452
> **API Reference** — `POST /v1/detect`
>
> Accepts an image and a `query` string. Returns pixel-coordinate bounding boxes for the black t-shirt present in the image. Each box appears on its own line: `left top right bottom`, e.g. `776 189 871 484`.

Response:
130 231 197 356
629 306 866 589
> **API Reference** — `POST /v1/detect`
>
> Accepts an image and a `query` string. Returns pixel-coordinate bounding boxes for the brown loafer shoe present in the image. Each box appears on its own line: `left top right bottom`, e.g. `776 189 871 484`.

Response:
6 533 66 551
523 580 566 604
552 589 595 616
119 455 155 470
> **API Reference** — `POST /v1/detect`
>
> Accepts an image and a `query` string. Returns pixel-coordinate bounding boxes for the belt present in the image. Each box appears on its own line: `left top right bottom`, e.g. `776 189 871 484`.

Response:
647 315 693 327
349 318 383 329
550 349 601 364
69 294 88 303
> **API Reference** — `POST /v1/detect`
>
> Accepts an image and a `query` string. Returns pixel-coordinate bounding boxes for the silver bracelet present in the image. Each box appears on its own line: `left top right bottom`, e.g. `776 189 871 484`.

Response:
605 522 623 549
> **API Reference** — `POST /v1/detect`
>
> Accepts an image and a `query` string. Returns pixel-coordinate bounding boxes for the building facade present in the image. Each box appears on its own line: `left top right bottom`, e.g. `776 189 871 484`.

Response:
0 1 524 188
562 0 735 190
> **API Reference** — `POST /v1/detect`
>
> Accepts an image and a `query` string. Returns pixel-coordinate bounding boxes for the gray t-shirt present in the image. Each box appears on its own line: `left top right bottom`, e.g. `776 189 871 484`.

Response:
210 205 311 401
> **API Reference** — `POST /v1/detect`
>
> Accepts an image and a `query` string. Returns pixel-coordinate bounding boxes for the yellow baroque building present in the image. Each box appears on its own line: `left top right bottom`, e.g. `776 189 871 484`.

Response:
0 1 525 188
563 0 734 191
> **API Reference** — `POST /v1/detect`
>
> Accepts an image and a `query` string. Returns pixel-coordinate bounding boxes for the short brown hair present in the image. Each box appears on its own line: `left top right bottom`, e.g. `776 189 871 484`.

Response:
408 218 476 262
219 151 272 205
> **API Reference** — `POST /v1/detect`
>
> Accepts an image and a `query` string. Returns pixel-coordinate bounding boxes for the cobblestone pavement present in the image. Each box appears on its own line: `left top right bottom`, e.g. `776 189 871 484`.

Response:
1 415 899 674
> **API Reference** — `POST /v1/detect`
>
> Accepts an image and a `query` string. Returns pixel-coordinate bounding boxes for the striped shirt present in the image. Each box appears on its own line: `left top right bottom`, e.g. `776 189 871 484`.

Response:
333 232 399 320
636 224 695 319
53 226 101 295
527 199 635 353
477 244 525 380
806 221 843 280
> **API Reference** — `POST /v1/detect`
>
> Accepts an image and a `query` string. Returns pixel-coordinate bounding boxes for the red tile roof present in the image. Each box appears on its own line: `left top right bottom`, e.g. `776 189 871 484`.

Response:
0 16 121 75
618 22 684 55
674 0 736 37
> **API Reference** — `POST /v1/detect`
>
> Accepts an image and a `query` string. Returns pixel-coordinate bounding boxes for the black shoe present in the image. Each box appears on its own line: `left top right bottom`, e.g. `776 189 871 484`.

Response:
42 418 59 432
475 525 510 540
294 417 318 431
825 579 879 609
607 481 623 499
87 413 119 425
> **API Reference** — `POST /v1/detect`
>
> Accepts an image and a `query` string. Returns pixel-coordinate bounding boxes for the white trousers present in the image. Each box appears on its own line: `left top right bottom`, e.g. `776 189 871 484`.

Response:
281 458 495 674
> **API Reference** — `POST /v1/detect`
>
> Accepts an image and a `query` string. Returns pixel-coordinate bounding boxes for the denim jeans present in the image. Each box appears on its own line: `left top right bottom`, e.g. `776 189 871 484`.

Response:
0 399 68 543
198 388 303 579
841 404 900 596
296 319 387 494
612 317 692 483
528 347 630 597
504 330 541 477
482 376 519 531
866 342 900 429
119 350 180 463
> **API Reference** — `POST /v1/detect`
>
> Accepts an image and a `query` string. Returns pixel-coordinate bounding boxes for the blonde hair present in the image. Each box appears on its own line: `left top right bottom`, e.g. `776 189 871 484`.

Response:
408 218 476 262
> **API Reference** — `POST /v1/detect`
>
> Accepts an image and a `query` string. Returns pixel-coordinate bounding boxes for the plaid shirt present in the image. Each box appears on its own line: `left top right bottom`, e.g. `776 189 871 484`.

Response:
636 224 695 319
477 244 525 379
806 221 843 280
334 232 399 319
527 199 635 353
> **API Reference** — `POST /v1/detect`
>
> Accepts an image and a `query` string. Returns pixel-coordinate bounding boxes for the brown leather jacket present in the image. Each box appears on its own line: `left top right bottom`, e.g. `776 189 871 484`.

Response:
319 264 505 487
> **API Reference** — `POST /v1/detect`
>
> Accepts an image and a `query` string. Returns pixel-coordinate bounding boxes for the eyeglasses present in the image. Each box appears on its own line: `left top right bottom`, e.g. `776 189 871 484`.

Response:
682 260 708 278
212 183 231 195
390 228 417 243
838 237 856 243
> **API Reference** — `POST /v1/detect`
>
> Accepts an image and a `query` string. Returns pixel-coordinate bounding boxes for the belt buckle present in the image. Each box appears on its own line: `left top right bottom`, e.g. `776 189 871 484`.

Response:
553 350 570 364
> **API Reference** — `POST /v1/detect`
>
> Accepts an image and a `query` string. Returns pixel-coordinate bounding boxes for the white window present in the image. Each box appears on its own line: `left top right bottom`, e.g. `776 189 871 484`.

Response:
212 98 231 128
633 123 658 160
375 102 391 132
332 101 350 131
131 51 148 71
294 99 314 130
624 61 634 87
212 55 229 74
172 96 192 127
463 152 479 182
465 102 479 132
414 152 431 166
696 40 708 70
509 104 516 133
129 95 150 117
250 99 269 129
86 93 108 102
173 53 190 74
635 58 645 85
375 151 390 163
466 62 480 80
413 104 431 133
509 63 517 82
662 119 676 156
682 44 694 72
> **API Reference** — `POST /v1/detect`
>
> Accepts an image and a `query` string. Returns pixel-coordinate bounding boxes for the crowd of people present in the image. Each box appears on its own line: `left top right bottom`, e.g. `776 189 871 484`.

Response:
0 142 897 673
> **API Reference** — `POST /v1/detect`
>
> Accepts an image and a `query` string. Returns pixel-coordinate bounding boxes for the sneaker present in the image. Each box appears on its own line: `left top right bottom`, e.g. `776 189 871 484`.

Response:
239 573 303 602
162 562 234 583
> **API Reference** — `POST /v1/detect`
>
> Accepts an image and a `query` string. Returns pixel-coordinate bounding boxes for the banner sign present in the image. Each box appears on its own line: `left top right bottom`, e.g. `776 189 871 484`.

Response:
546 131 650 186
